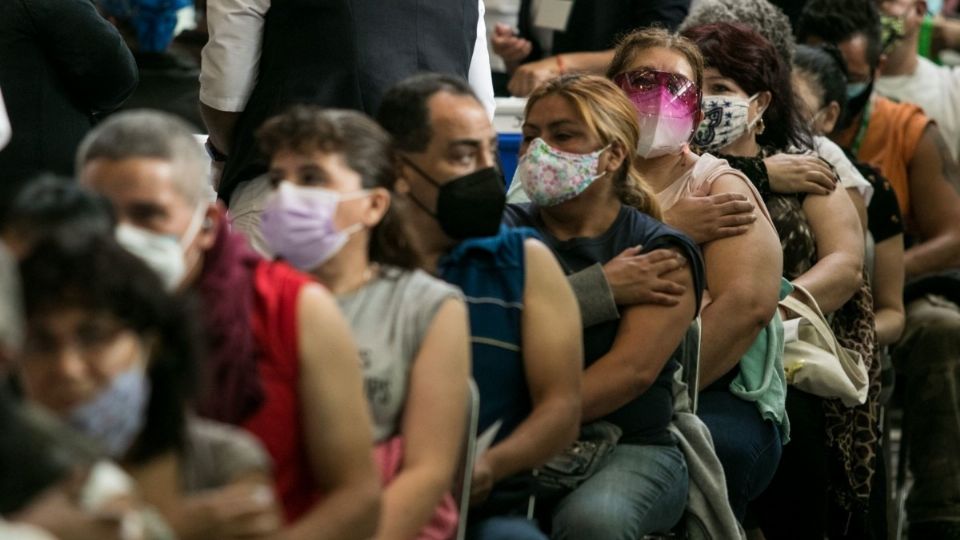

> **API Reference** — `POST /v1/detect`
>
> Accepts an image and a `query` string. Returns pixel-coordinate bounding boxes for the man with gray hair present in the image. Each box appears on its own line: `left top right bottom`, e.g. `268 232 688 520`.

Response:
77 110 383 539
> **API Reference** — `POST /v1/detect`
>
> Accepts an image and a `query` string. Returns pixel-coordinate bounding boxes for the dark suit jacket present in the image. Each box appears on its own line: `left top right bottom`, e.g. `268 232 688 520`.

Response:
0 0 137 213
220 0 478 204
518 0 691 59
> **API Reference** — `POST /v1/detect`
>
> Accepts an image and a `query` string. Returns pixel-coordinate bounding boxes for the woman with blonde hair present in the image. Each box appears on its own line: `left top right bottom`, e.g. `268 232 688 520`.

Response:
504 74 705 539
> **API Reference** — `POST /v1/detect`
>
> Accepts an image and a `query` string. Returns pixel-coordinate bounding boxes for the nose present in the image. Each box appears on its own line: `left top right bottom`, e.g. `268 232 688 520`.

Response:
479 145 497 170
53 342 91 384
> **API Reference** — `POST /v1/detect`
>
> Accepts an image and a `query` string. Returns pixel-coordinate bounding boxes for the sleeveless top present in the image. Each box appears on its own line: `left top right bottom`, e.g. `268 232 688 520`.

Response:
854 96 930 229
438 227 536 443
243 260 316 523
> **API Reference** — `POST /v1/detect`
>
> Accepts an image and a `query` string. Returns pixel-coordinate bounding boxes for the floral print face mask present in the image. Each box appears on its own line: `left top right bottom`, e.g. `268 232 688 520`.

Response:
513 137 609 207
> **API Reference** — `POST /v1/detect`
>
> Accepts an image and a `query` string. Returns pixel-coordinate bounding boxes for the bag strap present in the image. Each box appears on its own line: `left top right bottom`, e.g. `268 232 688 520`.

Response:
779 283 844 357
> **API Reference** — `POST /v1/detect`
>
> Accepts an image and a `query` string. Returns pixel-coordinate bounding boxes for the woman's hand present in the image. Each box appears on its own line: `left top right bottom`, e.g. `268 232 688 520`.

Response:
491 23 533 72
663 183 757 244
764 153 837 196
507 57 561 97
179 483 280 540
469 454 495 507
601 246 688 306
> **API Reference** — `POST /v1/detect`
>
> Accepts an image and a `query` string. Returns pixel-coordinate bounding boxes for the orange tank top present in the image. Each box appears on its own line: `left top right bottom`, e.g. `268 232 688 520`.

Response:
853 96 930 228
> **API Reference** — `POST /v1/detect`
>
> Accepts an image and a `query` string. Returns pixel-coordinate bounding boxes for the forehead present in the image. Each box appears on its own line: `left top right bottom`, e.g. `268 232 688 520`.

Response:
836 34 872 78
623 47 697 83
525 94 582 125
81 157 189 207
426 92 494 144
792 71 821 110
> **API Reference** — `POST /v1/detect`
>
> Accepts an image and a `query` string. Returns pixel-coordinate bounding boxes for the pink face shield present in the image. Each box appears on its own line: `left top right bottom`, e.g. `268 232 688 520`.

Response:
613 69 701 119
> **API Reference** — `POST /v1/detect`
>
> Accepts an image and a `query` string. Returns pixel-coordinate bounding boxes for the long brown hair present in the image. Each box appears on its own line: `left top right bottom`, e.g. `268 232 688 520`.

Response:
525 74 662 219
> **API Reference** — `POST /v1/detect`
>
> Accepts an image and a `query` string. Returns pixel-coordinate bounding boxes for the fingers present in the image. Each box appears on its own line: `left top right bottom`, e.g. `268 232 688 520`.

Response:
693 181 713 197
616 245 643 258
806 170 837 195
706 192 751 206
714 198 755 216
493 23 514 36
648 254 686 275
716 212 757 229
713 225 752 239
646 293 682 306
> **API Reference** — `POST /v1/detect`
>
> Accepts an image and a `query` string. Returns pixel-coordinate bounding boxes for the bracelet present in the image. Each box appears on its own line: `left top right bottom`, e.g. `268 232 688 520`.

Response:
555 54 566 74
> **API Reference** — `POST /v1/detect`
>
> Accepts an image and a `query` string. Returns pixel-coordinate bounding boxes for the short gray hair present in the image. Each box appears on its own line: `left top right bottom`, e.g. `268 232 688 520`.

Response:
76 110 211 205
681 0 795 65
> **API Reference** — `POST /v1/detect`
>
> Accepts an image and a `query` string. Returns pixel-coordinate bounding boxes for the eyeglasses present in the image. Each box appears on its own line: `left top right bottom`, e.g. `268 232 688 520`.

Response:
613 69 701 111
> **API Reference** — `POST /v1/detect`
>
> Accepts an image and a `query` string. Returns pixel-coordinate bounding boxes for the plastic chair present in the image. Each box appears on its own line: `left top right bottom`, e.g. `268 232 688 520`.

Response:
455 379 481 540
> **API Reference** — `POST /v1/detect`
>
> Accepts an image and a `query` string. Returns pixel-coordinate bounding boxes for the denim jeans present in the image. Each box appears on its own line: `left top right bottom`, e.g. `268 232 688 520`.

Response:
697 388 782 521
550 443 688 540
468 516 547 540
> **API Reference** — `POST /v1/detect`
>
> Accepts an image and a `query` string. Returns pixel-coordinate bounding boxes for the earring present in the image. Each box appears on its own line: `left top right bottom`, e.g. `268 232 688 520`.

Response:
756 117 766 135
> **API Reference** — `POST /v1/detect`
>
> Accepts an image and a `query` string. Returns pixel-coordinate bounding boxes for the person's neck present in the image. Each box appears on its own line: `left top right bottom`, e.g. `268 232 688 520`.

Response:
832 111 865 150
538 183 621 241
882 37 921 77
312 241 374 295
719 134 760 158
634 149 693 193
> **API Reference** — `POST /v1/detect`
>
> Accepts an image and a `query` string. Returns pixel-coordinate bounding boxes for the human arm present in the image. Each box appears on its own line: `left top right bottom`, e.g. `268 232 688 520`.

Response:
375 298 470 540
199 0 270 154
874 234 906 346
904 125 960 277
581 265 697 422
762 153 837 197
28 0 137 113
847 187 868 235
564 247 689 327
662 182 757 244
790 186 865 314
285 284 380 540
474 240 582 497
507 50 615 97
698 175 783 389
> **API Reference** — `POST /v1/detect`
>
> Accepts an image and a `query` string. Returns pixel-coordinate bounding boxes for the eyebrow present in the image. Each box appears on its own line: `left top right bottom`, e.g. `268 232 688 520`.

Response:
522 119 578 130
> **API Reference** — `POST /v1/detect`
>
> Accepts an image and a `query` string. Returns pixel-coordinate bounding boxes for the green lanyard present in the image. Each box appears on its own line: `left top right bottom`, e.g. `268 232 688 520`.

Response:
850 97 874 157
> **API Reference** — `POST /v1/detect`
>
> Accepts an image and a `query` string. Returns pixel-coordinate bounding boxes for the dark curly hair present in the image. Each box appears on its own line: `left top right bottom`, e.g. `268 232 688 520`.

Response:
797 0 883 71
258 106 421 269
20 235 199 465
682 22 813 152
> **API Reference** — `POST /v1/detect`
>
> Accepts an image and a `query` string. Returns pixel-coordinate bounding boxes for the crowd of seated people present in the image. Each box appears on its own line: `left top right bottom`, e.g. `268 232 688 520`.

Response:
3 0 960 539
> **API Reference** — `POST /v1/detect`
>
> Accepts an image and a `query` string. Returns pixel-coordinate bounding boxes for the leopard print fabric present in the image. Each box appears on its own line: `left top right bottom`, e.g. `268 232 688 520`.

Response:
826 279 880 514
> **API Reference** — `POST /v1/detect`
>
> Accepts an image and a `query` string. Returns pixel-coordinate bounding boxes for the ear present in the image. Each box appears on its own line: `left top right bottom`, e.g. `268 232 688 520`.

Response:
603 141 628 174
196 202 221 251
755 91 773 115
364 188 391 226
393 155 413 194
821 101 842 134
916 1 928 17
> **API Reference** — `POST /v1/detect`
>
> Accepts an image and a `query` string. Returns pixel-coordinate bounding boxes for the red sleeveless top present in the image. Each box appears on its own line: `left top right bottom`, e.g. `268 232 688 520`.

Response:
243 259 319 523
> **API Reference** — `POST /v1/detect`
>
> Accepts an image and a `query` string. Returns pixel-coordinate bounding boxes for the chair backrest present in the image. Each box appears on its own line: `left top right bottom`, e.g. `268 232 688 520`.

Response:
454 379 481 540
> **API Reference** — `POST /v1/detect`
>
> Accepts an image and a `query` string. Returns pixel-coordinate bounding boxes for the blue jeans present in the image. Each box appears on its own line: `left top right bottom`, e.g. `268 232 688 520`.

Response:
550 443 688 540
468 516 547 540
697 388 782 521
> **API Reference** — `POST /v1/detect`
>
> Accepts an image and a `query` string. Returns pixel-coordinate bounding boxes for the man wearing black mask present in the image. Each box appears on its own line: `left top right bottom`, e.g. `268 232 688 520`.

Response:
800 1 960 537
378 74 583 539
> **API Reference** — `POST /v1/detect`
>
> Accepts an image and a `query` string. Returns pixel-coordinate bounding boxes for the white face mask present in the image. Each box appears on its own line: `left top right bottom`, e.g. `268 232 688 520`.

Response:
693 93 765 153
637 114 696 159
115 204 206 291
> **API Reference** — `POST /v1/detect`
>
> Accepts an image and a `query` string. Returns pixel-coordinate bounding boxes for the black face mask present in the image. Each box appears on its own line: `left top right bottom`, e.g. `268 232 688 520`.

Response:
836 79 874 132
402 158 506 240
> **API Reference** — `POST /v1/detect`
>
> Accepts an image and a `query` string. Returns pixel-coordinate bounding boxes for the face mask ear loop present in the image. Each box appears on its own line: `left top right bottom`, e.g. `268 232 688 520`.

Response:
745 93 768 133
